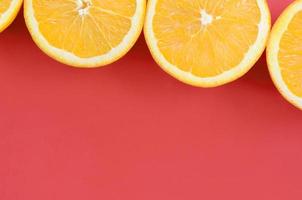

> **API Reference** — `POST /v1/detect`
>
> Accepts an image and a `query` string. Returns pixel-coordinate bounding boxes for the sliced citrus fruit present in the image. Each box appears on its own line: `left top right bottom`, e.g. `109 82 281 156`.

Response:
267 0 302 109
24 0 146 67
0 0 23 32
144 0 271 87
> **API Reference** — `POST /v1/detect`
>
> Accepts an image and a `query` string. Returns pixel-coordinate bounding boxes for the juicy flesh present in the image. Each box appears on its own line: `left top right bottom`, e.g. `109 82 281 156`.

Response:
153 0 260 77
32 0 136 58
0 0 12 16
278 11 302 97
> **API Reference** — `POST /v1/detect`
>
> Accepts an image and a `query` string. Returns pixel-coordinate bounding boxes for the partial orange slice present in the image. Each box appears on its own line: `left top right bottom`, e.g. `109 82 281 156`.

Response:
267 0 302 109
24 0 146 67
0 0 23 32
145 0 271 87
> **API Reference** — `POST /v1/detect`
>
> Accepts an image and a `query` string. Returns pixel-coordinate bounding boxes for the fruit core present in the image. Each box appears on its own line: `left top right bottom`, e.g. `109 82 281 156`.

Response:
77 0 92 16
200 9 221 26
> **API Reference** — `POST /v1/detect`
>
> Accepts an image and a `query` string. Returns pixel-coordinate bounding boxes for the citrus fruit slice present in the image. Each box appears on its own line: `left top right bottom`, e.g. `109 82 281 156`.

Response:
144 0 271 87
24 0 146 67
0 0 23 32
267 0 302 109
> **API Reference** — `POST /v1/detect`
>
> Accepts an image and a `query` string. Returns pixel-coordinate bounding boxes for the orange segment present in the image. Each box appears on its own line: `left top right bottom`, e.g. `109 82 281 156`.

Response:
0 0 23 32
267 0 302 109
145 0 271 87
0 0 12 14
24 0 146 67
93 0 136 17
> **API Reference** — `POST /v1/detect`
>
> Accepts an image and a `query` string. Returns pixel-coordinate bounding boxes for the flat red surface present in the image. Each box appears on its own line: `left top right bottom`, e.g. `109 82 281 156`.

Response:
1 1 302 199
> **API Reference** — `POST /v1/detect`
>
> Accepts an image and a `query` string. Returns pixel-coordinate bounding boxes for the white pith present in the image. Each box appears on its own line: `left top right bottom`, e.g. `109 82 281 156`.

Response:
200 9 213 26
77 0 91 16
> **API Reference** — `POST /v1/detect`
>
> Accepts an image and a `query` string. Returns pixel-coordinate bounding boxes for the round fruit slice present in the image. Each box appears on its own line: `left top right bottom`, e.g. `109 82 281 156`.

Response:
267 0 302 109
24 0 146 67
145 0 271 87
0 0 23 32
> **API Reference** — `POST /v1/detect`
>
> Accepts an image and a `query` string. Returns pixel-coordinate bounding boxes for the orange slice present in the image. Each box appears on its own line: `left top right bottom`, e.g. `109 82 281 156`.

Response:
267 0 302 109
144 0 271 87
24 0 146 67
0 0 23 32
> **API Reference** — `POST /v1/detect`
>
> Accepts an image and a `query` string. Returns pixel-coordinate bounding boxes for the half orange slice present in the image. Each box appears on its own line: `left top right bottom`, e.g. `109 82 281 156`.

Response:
267 0 302 109
145 0 271 87
0 0 23 32
24 0 146 67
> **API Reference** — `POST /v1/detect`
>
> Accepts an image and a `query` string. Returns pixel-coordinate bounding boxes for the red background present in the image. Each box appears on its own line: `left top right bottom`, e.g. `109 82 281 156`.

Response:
1 1 302 199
